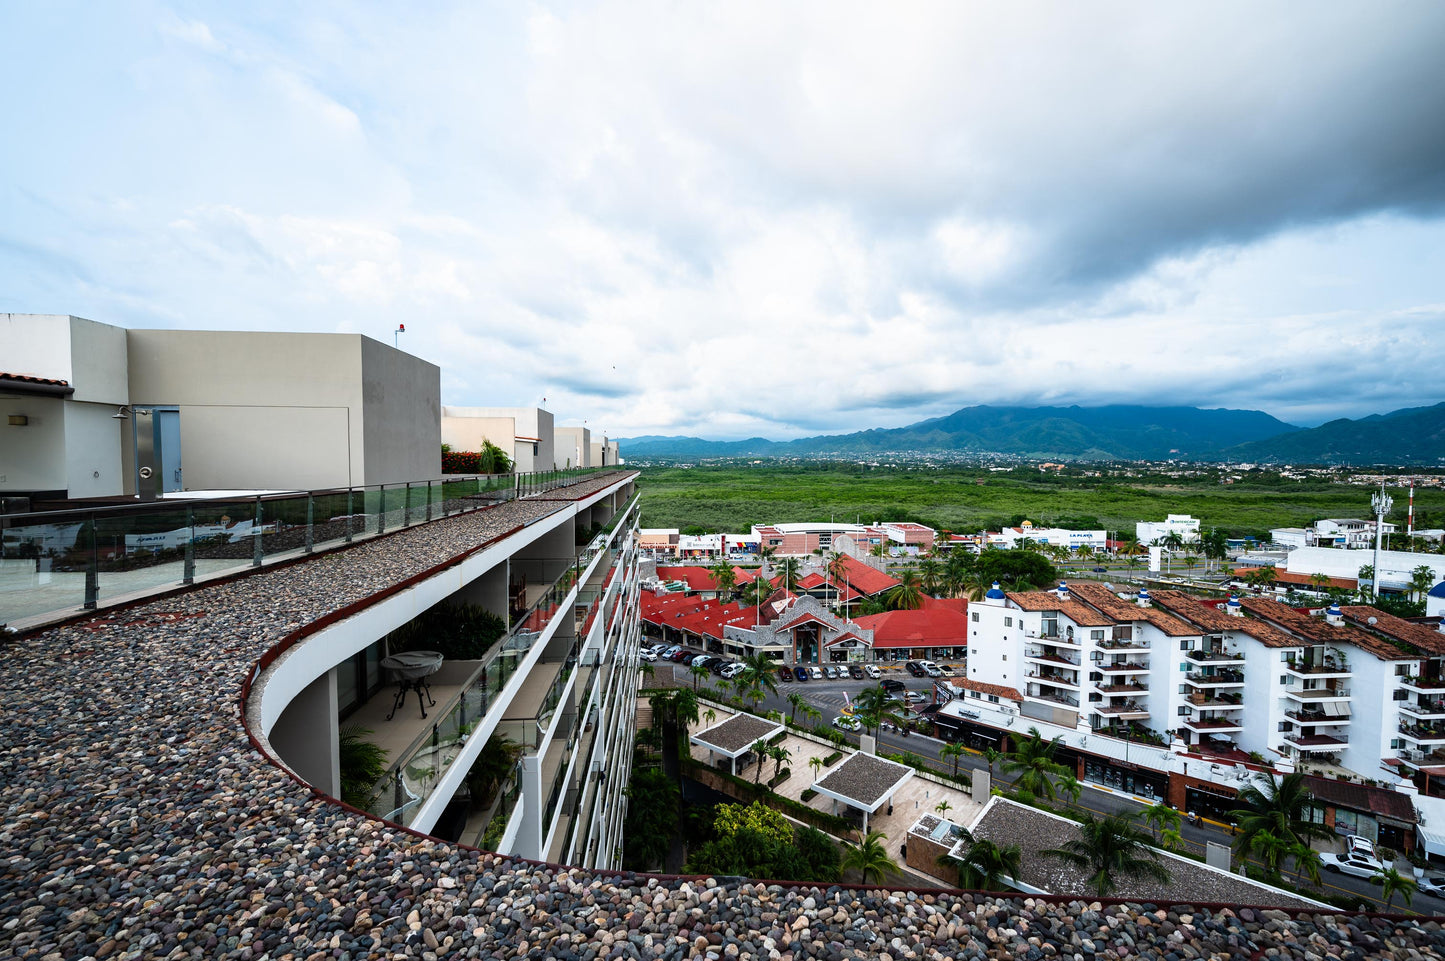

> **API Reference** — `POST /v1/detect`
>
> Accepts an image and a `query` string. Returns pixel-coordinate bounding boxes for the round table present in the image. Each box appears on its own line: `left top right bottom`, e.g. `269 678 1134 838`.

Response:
380 650 444 720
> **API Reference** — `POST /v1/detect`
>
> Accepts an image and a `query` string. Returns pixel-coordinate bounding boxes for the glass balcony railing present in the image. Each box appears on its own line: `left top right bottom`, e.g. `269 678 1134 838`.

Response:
0 468 619 626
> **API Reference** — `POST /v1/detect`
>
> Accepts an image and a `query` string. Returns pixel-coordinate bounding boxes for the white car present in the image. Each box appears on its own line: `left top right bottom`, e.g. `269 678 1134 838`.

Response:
904 691 928 704
810 666 825 680
640 649 659 661
832 715 862 731
823 665 838 679
719 662 746 680
864 665 882 679
1321 851 1385 881
1419 875 1445 898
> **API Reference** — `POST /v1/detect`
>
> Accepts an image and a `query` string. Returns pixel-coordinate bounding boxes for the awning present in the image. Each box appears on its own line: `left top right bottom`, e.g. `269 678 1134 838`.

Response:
1420 826 1445 860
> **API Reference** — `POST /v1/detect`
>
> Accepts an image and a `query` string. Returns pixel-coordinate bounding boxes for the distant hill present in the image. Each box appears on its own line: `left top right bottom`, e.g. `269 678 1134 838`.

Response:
1220 402 1445 465
618 404 1299 461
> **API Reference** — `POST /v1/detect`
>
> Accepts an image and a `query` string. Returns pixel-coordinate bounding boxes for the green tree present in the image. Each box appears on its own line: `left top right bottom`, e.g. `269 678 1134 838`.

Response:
769 744 791 784
1142 801 1182 843
983 747 1003 783
853 684 902 737
1251 830 1291 879
940 742 965 780
919 558 944 596
841 830 899 886
464 733 521 809
826 552 852 609
808 755 825 781
1042 811 1171 898
710 560 738 597
776 557 802 593
1228 771 1334 864
1287 841 1322 888
935 799 953 819
1002 727 1070 803
621 767 680 870
737 652 780 710
690 662 711 691
1410 564 1437 602
1375 865 1417 910
883 570 926 611
945 835 1023 892
751 738 770 785
975 549 1058 592
786 691 807 725
338 726 389 808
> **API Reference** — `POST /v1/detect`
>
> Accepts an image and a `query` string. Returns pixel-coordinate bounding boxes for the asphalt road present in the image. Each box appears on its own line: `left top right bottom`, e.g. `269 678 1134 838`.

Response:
664 662 1441 915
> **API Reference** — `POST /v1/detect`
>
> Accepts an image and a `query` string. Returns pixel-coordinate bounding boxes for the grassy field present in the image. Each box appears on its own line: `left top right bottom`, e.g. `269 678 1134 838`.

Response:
635 464 1445 538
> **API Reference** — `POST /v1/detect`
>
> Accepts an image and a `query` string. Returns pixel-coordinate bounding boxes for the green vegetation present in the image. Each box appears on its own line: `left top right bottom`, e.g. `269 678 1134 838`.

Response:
622 768 680 871
388 602 508 660
684 801 841 882
338 726 388 808
636 464 1445 537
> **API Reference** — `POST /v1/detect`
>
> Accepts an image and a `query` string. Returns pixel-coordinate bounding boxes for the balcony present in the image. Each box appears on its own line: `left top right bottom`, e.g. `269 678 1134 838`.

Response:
1284 657 1351 679
1183 669 1245 688
1285 732 1349 751
1097 660 1149 674
1183 716 1245 734
1285 707 1350 726
1024 689 1079 708
1096 680 1149 694
1399 724 1445 745
1284 686 1350 702
1187 648 1245 666
1092 702 1150 720
1400 699 1445 720
1024 628 1077 646
1025 647 1081 667
1402 676 1445 694
1098 638 1149 652
1187 691 1243 708
1026 669 1079 689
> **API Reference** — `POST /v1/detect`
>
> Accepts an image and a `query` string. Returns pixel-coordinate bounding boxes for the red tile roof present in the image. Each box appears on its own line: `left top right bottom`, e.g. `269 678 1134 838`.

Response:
850 608 969 649
1239 596 1414 661
1005 591 1115 627
1339 606 1445 657
1150 591 1302 649
1232 568 1358 591
833 555 901 596
1068 582 1199 637
920 596 967 614
796 572 862 602
656 566 720 592
0 371 71 387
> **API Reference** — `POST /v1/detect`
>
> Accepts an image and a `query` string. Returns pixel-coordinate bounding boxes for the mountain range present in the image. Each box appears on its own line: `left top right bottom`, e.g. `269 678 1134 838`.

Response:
617 402 1445 465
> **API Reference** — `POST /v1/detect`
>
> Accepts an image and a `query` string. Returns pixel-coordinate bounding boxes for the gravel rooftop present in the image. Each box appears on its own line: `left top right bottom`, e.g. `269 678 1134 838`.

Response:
970 799 1321 909
3 468 1445 960
815 752 914 809
694 714 784 755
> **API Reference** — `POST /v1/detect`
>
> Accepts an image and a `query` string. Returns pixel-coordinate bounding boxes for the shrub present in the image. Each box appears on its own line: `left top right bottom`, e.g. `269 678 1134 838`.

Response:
768 769 791 789
822 751 842 767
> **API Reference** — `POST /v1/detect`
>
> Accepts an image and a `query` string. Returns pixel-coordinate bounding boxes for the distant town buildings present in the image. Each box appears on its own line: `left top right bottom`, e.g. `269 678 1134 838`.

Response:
1270 518 1398 551
987 520 1108 552
1136 514 1201 544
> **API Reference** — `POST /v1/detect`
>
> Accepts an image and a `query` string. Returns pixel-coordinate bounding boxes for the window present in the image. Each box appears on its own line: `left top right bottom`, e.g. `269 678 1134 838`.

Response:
988 694 999 703
1177 684 1187 694
1179 639 1194 652
1178 706 1189 716
971 612 979 623
971 691 982 699
1004 616 1013 627
1091 630 1104 641
533 442 539 455
1090 651 1102 663
1397 664 1411 676
1393 689 1408 701
1280 675 1288 685
1002 654 1007 661
1180 663 1189 672
1391 738 1404 750
1281 652 1292 662
1278 721 1291 732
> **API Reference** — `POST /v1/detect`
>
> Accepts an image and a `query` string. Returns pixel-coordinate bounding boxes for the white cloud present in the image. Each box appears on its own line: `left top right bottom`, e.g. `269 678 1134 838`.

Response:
1 2 1443 439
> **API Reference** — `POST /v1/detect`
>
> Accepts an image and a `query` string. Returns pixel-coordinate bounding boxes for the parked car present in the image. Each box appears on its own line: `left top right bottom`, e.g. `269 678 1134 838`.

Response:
920 661 943 678
662 645 682 659
711 659 733 675
690 655 715 671
937 665 956 677
864 664 882 679
823 665 838 679
719 662 746 680
777 667 793 683
881 678 906 693
832 714 862 732
1344 835 1377 859
905 661 927 677
679 652 700 665
848 664 866 679
1093 566 1109 573
810 666 825 680
904 691 928 704
794 665 811 682
1321 851 1385 880
1419 875 1445 897
640 649 659 661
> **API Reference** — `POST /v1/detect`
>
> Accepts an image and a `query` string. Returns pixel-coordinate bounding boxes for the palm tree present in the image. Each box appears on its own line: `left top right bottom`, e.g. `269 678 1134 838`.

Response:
689 662 710 691
1307 572 1331 595
1229 771 1334 865
1251 830 1291 879
710 560 738 598
737 652 779 710
940 742 965 780
1410 564 1437 602
935 799 953 819
961 570 996 601
769 744 791 784
854 684 901 737
1182 555 1199 577
943 552 973 598
800 703 822 727
638 659 656 685
1287 841 1322 888
1043 811 1171 898
841 831 899 885
1002 727 1069 803
946 836 1023 892
751 738 770 785
786 691 807 725
919 558 944 596
702 707 717 727
1376 866 1417 910
1161 531 1184 573
884 570 926 611
826 552 852 610
1142 801 1182 843
1357 563 1376 601
1245 564 1277 594
1056 772 1083 806
776 557 802 593
808 755 825 781
983 747 1002 783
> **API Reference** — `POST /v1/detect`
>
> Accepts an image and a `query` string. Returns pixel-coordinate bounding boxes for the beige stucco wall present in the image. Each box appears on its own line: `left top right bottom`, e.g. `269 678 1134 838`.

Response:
359 336 440 486
0 395 67 492
442 406 554 474
554 426 591 469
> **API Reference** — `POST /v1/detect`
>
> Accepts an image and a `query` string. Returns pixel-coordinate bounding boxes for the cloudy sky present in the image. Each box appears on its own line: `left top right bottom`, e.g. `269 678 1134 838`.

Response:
3 3 1444 439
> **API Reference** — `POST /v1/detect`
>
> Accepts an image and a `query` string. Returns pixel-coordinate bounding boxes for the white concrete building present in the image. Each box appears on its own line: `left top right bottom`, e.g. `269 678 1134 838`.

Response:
2 314 441 500
442 406 554 475
1136 514 1201 545
988 521 1107 552
1282 545 1445 595
553 425 592 469
589 437 621 467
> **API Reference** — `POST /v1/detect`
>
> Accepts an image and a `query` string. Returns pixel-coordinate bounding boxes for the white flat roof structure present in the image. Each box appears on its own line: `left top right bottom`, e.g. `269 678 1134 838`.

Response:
690 714 785 775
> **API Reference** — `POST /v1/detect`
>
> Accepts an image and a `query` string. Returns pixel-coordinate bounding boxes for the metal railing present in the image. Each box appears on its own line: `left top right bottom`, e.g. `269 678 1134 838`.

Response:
1 467 619 625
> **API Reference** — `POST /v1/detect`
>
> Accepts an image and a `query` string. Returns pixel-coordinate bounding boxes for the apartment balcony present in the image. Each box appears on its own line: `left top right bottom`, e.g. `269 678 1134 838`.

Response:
1024 628 1077 646
1402 676 1445 694
1186 648 1245 666
1096 660 1150 675
1092 702 1150 721
1026 668 1080 689
1399 723 1445 746
1285 707 1351 726
1024 688 1079 709
1399 699 1445 720
1183 716 1245 734
1098 638 1149 652
1284 658 1352 680
1025 646 1081 668
1096 680 1149 694
1285 732 1350 751
1183 669 1245 688
1284 686 1350 703
1187 691 1243 709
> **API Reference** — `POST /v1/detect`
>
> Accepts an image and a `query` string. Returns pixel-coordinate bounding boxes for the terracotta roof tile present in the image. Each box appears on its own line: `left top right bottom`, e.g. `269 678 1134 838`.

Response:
1240 597 1415 661
1005 591 1115 626
1150 591 1302 649
1068 582 1199 637
1340 606 1445 657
